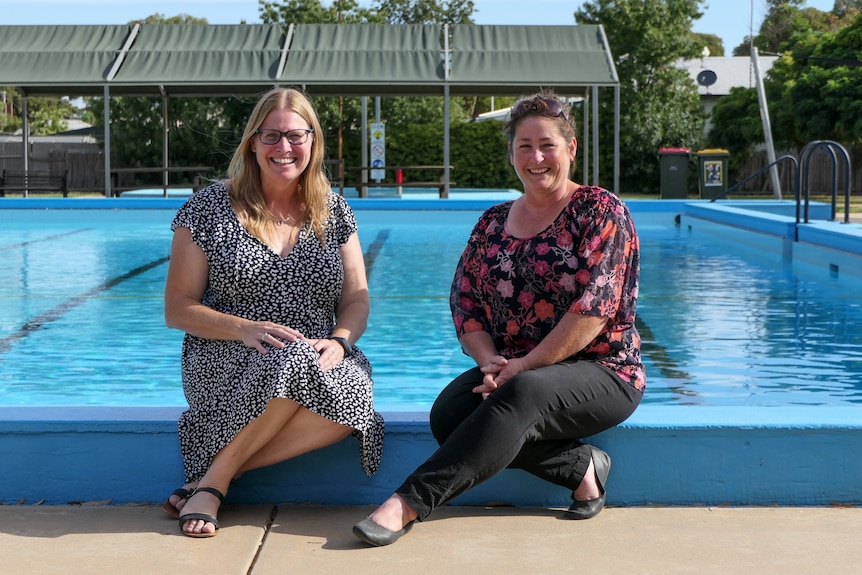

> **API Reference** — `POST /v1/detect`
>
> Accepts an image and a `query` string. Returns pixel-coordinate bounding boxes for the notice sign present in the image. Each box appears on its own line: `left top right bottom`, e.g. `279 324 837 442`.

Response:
370 122 385 181
703 160 723 186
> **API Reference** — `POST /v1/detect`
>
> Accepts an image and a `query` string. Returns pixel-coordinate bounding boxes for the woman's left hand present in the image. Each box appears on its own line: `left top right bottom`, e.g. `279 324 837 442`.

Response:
311 338 345 372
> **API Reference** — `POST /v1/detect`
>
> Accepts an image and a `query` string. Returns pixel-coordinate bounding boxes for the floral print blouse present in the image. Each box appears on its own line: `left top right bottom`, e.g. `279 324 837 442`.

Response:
450 185 645 391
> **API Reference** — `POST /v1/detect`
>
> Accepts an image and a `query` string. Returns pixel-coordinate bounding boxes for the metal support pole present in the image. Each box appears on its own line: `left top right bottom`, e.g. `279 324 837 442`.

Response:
582 92 589 184
443 84 450 199
592 86 599 187
360 97 368 198
614 84 620 194
21 97 29 197
161 86 169 197
442 23 451 199
103 86 112 197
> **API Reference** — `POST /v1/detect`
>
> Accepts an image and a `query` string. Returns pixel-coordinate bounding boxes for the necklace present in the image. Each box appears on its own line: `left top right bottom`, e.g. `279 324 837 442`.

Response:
268 201 304 227
270 211 297 226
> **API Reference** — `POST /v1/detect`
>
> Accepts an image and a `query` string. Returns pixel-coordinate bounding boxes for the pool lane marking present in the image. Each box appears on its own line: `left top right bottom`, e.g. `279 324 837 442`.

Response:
5 226 390 355
0 255 170 354
363 229 390 279
0 229 92 252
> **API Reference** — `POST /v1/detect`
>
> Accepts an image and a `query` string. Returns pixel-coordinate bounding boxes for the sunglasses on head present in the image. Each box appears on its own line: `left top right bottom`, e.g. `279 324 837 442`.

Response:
510 97 568 122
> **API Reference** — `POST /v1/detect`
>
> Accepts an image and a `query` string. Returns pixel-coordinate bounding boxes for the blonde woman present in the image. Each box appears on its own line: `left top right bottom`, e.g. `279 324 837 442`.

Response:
163 87 382 538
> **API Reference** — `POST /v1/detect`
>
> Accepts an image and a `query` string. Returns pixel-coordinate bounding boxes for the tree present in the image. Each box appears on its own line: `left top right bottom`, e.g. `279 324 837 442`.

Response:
833 0 862 19
131 13 215 25
575 0 706 193
707 86 763 153
732 0 839 56
260 0 379 24
694 32 724 57
720 3 862 147
769 12 862 147
0 88 79 135
371 0 475 24
707 4 862 184
704 86 767 181
0 87 22 133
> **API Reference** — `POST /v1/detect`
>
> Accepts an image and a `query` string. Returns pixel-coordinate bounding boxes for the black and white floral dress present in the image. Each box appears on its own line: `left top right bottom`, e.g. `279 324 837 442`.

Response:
171 183 383 482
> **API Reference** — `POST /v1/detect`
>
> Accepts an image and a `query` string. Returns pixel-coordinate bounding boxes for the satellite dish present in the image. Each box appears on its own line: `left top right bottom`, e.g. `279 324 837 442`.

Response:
697 70 717 87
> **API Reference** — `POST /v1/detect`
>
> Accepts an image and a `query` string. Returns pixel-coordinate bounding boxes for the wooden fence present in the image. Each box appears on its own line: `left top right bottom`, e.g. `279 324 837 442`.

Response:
2 139 859 197
0 140 103 191
731 147 861 197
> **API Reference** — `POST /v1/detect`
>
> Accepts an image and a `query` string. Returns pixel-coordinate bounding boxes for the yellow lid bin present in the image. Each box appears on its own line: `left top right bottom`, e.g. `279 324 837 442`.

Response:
695 148 730 199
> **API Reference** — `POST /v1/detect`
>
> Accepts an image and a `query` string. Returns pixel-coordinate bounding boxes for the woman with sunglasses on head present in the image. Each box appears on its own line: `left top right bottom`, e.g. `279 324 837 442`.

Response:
353 90 644 547
163 87 383 538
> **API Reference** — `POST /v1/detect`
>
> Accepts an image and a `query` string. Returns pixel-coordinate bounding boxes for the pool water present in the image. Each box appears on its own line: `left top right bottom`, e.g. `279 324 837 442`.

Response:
1 208 861 408
636 222 862 406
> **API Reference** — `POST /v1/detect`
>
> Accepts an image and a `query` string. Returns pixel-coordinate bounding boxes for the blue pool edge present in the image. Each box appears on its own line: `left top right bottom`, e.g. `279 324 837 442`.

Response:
1 405 859 508
2 197 861 507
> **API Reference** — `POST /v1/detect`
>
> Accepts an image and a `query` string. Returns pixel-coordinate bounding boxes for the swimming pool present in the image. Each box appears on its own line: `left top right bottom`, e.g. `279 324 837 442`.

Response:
1 200 861 408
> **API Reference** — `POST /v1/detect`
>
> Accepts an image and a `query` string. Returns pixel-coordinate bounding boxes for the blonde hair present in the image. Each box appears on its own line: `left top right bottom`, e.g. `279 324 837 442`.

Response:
227 87 330 243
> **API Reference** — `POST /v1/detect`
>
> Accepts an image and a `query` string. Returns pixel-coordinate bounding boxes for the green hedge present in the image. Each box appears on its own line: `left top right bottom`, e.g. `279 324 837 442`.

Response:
337 120 522 190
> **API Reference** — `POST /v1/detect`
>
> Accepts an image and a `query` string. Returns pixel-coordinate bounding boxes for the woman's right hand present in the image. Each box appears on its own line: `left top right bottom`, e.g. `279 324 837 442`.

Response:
246 322 305 354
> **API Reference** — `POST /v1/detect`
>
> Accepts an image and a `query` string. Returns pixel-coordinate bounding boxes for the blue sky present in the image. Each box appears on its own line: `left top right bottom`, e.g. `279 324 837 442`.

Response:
2 0 836 55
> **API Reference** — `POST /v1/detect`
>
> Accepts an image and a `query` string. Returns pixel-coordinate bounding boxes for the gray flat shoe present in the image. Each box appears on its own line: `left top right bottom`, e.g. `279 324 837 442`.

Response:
353 517 415 547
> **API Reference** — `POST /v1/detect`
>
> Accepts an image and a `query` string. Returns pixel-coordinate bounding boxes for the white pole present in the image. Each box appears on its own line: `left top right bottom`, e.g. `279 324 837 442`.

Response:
752 47 782 199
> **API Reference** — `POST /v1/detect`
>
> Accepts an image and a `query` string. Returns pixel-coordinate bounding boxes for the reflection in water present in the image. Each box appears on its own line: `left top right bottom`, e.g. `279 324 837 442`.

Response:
1 212 860 407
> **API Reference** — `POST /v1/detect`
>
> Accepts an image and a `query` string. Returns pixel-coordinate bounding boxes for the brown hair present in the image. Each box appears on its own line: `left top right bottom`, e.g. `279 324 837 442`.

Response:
227 87 330 243
503 91 580 175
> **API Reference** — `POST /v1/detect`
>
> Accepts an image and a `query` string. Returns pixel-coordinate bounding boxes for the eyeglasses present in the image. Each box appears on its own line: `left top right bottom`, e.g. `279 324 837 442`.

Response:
510 97 568 122
255 128 314 146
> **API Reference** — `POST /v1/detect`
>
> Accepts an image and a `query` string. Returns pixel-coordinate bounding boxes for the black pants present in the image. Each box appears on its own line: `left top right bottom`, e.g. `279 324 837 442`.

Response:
395 360 642 520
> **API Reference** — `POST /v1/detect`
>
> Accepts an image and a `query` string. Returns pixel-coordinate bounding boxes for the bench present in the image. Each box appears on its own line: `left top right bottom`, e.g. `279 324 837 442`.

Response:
0 170 69 197
109 166 214 197
347 165 454 198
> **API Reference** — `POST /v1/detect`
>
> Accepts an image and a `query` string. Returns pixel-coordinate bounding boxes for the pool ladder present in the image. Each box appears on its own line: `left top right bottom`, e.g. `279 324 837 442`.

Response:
710 140 853 237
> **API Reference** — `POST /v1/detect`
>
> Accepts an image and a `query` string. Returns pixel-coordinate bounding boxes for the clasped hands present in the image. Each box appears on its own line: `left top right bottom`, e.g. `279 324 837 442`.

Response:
474 355 527 399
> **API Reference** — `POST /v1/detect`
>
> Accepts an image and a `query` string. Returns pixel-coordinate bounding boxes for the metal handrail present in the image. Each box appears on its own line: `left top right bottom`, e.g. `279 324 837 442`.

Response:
706 142 853 244
709 154 798 203
797 140 852 225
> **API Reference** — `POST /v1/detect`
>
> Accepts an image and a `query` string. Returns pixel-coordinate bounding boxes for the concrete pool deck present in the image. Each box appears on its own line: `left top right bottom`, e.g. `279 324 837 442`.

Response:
3 504 861 575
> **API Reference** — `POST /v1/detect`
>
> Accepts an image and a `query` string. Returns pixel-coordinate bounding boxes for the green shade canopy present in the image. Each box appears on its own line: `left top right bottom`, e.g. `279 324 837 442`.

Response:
447 25 618 96
0 23 617 97
0 25 133 94
281 24 445 96
0 23 619 195
107 24 287 96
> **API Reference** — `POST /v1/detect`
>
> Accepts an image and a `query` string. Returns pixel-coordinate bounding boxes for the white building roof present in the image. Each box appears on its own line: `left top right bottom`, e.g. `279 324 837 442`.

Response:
678 56 778 96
